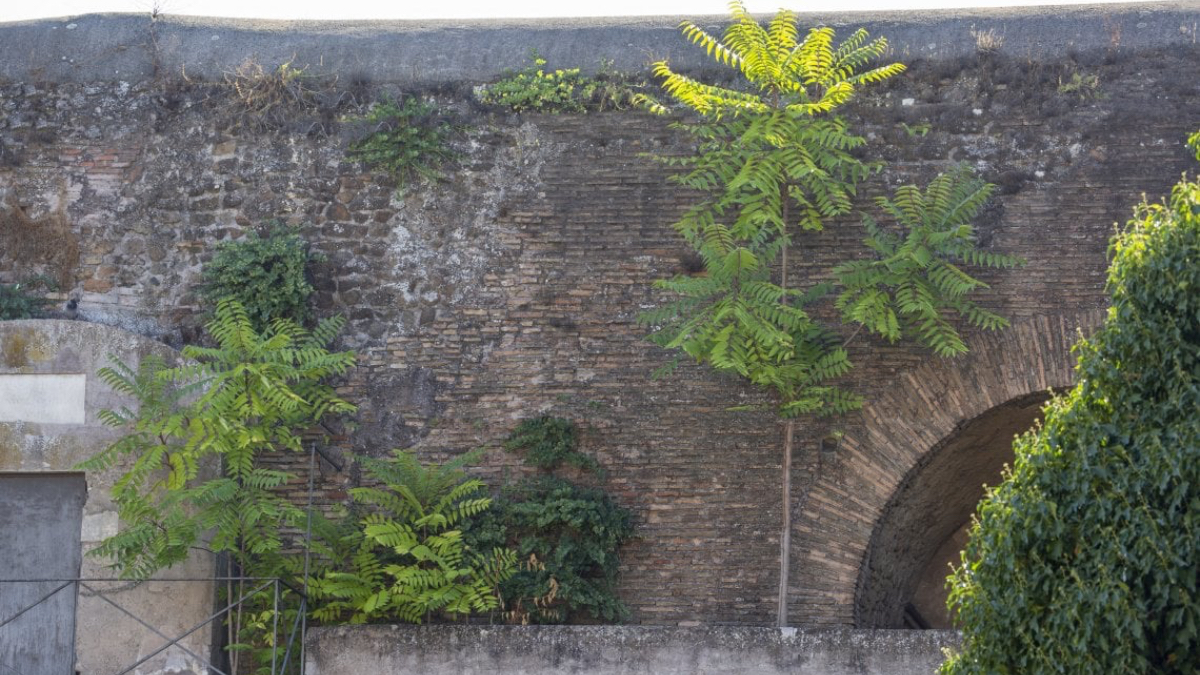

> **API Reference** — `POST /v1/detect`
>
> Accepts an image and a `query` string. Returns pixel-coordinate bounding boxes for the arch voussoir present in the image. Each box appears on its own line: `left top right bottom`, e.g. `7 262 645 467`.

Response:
789 310 1104 627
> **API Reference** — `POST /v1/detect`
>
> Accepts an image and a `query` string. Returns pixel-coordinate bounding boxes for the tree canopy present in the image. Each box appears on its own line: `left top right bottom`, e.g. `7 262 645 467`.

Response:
943 145 1200 674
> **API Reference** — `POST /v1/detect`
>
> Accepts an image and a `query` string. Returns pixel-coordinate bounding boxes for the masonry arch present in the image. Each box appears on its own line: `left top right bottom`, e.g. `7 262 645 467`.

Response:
785 311 1105 627
855 388 1061 628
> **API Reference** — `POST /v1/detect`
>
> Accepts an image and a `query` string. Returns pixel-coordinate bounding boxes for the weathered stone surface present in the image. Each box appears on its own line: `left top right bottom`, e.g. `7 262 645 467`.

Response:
0 373 86 423
0 5 1195 84
0 4 1197 630
306 625 959 675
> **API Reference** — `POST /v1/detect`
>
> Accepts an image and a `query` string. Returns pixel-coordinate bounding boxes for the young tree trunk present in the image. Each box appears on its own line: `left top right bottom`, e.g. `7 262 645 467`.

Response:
778 419 795 627
777 184 793 628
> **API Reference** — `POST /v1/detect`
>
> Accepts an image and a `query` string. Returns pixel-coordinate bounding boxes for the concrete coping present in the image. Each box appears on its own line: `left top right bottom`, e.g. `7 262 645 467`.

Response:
0 2 1195 84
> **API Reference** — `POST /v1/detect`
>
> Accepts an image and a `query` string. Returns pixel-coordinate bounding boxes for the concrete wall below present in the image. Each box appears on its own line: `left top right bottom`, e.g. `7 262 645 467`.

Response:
306 625 959 675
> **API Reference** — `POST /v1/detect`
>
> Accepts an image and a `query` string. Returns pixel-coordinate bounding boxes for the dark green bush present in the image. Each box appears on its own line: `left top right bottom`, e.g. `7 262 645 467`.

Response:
943 157 1200 673
0 276 55 320
200 224 315 330
502 416 599 474
465 476 634 623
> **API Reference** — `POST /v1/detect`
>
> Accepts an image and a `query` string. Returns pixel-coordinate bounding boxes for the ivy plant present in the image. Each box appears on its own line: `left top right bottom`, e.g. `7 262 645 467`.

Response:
466 476 634 624
461 417 633 623
942 136 1200 674
200 223 316 330
639 2 1021 625
502 416 598 474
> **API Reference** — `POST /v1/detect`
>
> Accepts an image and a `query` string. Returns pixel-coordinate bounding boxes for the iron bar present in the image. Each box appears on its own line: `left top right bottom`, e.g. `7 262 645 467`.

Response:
1 576 299 675
300 442 317 675
80 582 230 675
0 581 73 630
277 596 305 675
271 579 280 675
112 579 274 675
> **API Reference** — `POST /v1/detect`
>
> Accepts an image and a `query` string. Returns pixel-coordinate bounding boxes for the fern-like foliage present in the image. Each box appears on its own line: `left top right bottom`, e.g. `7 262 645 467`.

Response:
639 2 905 418
833 166 1025 356
308 450 516 624
648 3 904 118
77 298 357 579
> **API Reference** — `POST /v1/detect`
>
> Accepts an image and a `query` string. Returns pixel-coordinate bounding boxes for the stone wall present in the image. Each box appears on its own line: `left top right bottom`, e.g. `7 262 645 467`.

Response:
0 4 1197 628
305 625 959 675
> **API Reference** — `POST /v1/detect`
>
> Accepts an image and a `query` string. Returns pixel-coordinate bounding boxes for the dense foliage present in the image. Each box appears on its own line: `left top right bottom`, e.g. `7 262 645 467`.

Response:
467 476 634 623
200 224 316 330
502 415 598 473
640 2 1020 624
79 298 356 577
638 6 902 418
310 450 516 624
347 96 459 190
78 300 355 673
458 417 634 623
834 166 1023 356
477 52 639 114
942 147 1200 674
0 275 55 320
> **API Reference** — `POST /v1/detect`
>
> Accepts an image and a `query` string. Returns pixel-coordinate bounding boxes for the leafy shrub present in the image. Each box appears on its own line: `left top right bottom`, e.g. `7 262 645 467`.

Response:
0 275 55 320
466 476 634 623
1057 69 1102 101
346 96 459 189
200 223 315 330
310 449 516 624
503 416 598 474
79 298 356 578
477 52 640 114
942 149 1200 673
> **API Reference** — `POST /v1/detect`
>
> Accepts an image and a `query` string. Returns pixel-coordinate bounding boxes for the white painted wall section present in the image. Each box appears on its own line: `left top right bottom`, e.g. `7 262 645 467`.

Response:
0 373 87 424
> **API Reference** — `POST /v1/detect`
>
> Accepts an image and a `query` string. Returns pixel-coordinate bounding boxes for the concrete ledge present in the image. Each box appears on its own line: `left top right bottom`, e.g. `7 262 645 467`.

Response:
0 2 1195 84
305 625 959 675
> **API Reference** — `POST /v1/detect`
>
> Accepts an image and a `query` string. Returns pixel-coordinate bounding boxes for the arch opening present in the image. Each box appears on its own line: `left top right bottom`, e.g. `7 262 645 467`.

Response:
854 390 1057 629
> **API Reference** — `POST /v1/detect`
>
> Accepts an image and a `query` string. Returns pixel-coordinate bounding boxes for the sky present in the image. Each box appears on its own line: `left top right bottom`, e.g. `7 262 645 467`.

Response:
0 0 1160 22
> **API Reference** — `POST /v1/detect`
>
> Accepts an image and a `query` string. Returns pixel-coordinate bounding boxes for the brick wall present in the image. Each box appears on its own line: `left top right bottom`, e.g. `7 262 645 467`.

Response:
1 40 1197 626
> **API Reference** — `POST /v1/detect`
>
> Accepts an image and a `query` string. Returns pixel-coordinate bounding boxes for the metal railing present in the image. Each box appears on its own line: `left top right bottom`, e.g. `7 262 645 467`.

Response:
0 576 307 675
